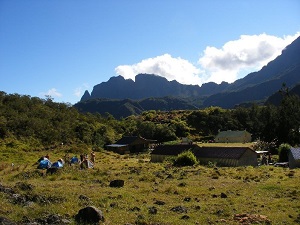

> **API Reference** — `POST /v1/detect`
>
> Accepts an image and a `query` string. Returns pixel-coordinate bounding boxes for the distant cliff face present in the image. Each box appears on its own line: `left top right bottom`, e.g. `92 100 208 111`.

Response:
81 73 229 101
79 36 300 114
80 90 91 102
202 36 300 108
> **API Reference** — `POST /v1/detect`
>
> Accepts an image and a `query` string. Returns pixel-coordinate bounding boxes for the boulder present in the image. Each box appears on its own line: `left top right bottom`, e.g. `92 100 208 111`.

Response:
170 206 188 213
0 217 17 225
109 179 124 188
75 206 104 224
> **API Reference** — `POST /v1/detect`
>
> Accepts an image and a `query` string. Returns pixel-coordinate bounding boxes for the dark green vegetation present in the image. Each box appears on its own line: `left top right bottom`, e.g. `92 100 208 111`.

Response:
74 96 198 119
1 88 300 151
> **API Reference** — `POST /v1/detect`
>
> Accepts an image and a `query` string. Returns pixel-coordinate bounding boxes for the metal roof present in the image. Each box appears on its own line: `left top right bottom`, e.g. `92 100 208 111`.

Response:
106 144 127 148
152 145 255 160
290 147 300 160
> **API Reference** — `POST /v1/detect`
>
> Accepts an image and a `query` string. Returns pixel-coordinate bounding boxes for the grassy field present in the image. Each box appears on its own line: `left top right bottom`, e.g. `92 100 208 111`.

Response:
0 146 299 224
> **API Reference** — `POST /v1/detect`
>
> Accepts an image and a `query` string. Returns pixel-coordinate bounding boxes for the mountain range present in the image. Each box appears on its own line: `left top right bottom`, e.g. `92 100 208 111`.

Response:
76 36 300 118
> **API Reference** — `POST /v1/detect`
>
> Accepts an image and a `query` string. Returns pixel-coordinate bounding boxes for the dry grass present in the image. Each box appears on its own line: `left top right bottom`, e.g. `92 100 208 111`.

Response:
0 149 299 224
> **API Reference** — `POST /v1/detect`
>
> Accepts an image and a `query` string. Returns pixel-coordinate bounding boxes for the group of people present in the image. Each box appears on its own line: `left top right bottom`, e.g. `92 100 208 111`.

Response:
261 153 272 165
37 151 96 170
37 154 64 169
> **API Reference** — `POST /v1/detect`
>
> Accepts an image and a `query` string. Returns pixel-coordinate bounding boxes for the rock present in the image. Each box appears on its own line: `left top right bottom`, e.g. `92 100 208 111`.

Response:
181 215 190 220
129 206 140 212
234 213 271 224
208 186 215 191
75 206 105 224
148 206 157 214
0 183 15 195
178 182 186 187
110 202 118 208
184 197 191 202
194 205 201 210
79 194 90 201
14 182 34 191
0 217 17 225
22 214 71 225
154 200 165 205
109 179 124 188
170 206 188 213
220 193 227 198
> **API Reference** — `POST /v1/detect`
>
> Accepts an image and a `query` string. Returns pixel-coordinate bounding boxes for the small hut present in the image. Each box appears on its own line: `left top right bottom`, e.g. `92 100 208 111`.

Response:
106 136 155 154
194 146 257 167
215 130 251 143
151 145 257 167
289 147 300 169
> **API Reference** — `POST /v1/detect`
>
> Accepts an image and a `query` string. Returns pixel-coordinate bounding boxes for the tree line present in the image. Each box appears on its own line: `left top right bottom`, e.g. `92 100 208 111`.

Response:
1 88 300 152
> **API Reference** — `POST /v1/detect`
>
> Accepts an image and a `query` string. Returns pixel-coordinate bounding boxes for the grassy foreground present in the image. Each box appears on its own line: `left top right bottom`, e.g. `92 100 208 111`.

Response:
0 148 299 225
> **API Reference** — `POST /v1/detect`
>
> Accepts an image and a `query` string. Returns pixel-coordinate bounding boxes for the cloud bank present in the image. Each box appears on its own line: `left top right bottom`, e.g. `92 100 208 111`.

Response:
199 33 300 83
115 33 299 85
115 54 204 85
40 88 62 98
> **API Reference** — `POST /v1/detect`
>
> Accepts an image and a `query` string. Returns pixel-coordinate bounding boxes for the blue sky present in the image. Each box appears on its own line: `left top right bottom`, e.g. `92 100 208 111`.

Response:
0 1 299 104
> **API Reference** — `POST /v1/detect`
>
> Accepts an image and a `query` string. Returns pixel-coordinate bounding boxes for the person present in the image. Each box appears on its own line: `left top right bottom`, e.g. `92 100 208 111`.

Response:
58 158 64 165
51 158 64 168
268 153 272 164
90 151 96 164
70 156 79 164
261 153 268 165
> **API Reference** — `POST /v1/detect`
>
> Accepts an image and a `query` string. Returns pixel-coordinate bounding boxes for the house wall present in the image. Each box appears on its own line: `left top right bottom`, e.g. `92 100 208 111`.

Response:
237 150 257 166
107 146 129 154
198 150 256 167
151 154 168 162
215 132 251 143
129 143 147 153
288 153 300 169
199 158 238 167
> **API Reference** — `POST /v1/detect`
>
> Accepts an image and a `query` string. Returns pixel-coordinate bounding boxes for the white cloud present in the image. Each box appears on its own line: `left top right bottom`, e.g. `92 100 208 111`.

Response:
115 54 204 85
199 32 300 83
40 88 62 98
115 33 300 86
74 83 89 97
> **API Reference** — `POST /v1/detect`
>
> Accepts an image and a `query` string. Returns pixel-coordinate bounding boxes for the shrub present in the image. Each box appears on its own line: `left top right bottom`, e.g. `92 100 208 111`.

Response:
278 143 291 162
173 150 198 167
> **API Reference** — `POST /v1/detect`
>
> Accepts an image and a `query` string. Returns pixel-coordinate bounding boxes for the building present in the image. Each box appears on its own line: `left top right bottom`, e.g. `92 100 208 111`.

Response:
289 147 300 169
151 144 257 167
106 136 154 154
151 144 197 162
194 146 257 167
215 130 251 143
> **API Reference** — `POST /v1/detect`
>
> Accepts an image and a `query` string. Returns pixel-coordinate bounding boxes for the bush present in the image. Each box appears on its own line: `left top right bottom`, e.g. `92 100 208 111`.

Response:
278 143 291 162
173 150 198 167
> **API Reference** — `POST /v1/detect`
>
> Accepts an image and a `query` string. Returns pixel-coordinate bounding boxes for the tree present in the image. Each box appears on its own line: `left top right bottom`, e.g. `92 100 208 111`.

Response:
278 143 291 162
173 150 198 166
277 94 300 145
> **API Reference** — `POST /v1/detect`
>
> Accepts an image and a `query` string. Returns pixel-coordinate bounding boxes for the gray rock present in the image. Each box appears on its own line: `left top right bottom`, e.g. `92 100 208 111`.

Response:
170 206 188 213
0 217 17 225
75 206 105 224
109 179 124 188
